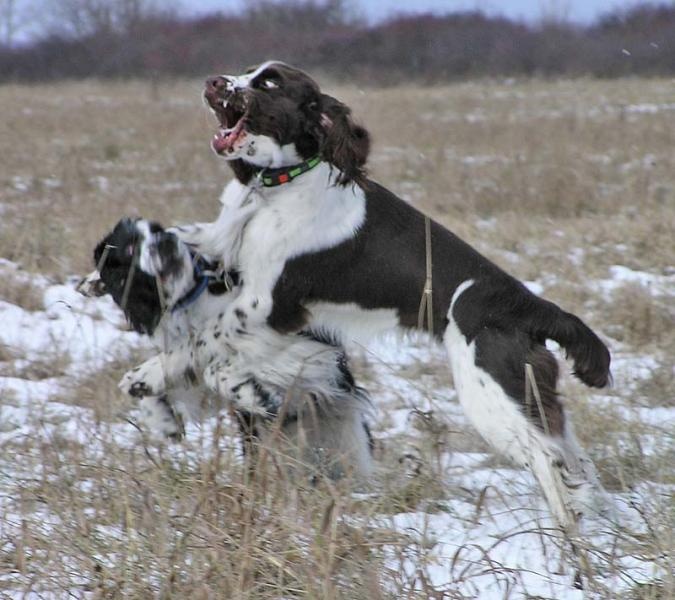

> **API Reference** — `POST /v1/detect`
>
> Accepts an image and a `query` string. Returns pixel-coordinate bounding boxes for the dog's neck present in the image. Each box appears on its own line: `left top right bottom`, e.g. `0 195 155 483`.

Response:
170 256 210 314
259 155 323 188
228 142 318 185
169 254 240 315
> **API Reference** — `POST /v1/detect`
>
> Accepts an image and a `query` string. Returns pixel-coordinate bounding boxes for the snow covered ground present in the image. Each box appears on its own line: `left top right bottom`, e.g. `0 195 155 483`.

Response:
1 257 672 598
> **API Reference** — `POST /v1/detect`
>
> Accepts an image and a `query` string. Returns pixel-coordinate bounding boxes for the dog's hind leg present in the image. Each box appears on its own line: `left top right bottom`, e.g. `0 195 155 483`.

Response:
288 399 374 483
234 410 263 462
444 280 608 532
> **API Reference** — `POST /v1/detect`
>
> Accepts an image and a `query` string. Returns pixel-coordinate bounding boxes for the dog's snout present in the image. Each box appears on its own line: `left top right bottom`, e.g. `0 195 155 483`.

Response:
206 75 228 93
76 271 107 298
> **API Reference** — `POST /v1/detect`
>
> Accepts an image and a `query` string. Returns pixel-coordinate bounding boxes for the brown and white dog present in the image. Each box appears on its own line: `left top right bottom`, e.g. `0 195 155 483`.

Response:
127 61 613 531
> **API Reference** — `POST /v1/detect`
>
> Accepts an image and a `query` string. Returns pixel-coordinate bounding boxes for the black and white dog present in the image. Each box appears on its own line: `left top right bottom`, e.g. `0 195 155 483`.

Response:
78 217 374 482
127 62 612 530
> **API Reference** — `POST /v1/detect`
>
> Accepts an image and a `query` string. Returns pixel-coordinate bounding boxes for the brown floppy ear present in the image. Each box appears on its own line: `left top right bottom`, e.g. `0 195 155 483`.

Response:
319 94 370 186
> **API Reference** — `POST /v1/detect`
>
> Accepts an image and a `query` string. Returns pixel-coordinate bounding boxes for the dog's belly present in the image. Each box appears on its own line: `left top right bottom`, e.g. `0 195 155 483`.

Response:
306 301 400 344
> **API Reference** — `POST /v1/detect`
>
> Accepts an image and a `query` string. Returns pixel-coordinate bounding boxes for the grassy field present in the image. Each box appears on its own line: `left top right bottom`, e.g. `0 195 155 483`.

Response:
0 76 674 598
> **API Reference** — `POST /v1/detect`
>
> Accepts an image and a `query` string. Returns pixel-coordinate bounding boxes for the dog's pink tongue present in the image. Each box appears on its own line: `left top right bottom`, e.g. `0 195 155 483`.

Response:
212 131 231 154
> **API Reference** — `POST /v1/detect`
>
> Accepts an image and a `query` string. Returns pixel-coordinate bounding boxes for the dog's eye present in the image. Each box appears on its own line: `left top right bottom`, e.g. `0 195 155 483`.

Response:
262 79 279 89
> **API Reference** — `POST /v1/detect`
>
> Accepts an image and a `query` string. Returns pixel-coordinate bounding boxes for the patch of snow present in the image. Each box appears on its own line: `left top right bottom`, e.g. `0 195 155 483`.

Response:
568 247 584 266
11 175 31 192
619 154 658 172
444 150 509 167
610 354 661 391
476 216 498 230
0 258 51 287
0 260 670 598
43 178 62 189
624 103 675 114
91 175 110 192
523 280 544 295
0 267 146 391
595 265 675 299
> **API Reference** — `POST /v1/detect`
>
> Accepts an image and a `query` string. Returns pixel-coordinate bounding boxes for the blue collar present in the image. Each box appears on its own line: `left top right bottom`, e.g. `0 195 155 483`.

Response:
171 255 212 314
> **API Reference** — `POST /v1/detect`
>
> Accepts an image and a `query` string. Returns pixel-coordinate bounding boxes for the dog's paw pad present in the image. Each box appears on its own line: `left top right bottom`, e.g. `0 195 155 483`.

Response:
120 357 166 397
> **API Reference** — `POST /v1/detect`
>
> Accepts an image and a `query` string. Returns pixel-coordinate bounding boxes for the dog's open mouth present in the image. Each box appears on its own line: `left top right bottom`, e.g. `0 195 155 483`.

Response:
208 96 248 155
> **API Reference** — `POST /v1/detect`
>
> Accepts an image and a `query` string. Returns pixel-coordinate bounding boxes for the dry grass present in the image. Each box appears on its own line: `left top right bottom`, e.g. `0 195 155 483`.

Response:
2 428 392 598
1 76 674 598
604 283 674 349
0 272 44 312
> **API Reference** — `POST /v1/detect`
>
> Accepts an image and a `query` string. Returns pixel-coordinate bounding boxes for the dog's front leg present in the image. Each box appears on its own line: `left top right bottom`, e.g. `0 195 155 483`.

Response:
119 357 185 440
119 341 195 398
202 359 277 418
119 354 168 398
137 394 185 441
170 222 211 248
171 182 260 262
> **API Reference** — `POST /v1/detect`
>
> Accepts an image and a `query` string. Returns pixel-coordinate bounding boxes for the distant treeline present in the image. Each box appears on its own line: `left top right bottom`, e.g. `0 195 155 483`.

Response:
2 1 675 82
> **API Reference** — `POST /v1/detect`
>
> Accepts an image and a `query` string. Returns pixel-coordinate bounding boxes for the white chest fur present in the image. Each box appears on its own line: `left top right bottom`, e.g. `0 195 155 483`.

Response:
237 163 367 292
188 164 366 294
177 164 370 347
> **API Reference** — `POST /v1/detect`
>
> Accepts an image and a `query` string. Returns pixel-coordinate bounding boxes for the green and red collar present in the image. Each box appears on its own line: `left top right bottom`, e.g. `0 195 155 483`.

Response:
258 155 321 187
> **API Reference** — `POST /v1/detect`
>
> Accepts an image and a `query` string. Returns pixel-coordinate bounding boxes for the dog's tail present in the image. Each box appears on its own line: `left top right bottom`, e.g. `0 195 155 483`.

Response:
457 278 611 389
522 294 611 389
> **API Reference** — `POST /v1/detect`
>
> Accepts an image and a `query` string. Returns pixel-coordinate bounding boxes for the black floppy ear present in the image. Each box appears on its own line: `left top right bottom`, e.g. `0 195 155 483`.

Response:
318 94 370 186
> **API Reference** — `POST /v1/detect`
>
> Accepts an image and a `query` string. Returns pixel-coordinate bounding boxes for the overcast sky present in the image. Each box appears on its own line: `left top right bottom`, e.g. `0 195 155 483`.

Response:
182 0 651 24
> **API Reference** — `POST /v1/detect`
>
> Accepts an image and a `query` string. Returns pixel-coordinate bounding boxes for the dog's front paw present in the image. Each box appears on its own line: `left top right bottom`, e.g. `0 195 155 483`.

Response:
120 355 166 398
170 223 207 248
138 395 185 441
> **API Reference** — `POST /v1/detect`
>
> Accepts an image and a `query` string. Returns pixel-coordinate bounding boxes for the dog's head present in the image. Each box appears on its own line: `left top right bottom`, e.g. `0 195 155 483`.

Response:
78 218 196 334
204 61 370 185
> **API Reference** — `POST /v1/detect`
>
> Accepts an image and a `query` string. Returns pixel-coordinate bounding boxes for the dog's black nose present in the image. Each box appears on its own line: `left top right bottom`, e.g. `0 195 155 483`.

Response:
205 76 228 93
